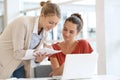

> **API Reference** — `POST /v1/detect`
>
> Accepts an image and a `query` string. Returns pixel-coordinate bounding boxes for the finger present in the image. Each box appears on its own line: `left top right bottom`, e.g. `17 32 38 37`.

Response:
49 71 54 77
44 52 47 54
46 54 52 57
38 52 41 54
34 53 40 58
39 54 43 56
36 53 40 56
34 50 39 54
33 54 36 57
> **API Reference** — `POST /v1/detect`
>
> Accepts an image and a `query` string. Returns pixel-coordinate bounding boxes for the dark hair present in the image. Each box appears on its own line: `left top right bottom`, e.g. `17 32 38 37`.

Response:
40 1 61 18
64 13 83 33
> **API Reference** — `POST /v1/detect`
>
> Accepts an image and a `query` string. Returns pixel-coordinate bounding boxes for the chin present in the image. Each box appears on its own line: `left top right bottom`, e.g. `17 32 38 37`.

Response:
47 28 51 31
45 28 49 31
46 29 49 31
64 38 70 41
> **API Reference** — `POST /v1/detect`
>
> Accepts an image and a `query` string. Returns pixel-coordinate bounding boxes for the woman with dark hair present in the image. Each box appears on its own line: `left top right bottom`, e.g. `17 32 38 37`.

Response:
48 13 93 76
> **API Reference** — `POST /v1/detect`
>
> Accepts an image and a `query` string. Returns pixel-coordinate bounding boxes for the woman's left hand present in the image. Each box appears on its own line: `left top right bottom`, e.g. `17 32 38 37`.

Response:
33 52 49 63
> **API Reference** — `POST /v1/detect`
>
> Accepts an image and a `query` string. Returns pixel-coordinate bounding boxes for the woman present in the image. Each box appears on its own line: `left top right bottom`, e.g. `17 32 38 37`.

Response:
0 1 61 79
48 13 93 76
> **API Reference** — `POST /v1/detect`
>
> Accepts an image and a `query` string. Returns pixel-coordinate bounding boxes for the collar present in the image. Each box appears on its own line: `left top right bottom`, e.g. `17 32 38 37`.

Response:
33 17 48 37
33 17 39 34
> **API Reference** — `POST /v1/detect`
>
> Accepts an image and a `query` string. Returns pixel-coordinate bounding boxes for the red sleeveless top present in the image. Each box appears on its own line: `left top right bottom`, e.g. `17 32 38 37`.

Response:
48 39 93 66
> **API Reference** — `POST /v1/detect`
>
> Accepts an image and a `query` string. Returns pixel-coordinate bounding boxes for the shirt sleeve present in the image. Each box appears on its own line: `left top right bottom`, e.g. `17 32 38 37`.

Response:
79 39 93 53
12 17 32 60
48 43 59 61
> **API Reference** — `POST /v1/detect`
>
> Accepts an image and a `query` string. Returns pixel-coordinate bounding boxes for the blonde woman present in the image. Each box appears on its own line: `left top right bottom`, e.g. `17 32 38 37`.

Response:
0 1 61 79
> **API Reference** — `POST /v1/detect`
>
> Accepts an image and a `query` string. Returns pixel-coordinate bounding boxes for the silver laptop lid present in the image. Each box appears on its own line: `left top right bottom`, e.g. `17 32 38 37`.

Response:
61 53 98 80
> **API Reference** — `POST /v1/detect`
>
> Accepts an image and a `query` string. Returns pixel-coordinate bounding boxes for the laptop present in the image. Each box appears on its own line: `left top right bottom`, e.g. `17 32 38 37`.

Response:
53 52 98 80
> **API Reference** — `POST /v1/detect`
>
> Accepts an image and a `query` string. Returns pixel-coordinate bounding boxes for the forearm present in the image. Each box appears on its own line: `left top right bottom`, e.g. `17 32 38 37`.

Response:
52 63 64 76
13 49 34 60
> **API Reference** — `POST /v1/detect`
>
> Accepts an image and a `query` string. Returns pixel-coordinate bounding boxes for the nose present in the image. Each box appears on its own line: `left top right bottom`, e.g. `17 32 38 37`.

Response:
50 24 56 29
64 31 70 37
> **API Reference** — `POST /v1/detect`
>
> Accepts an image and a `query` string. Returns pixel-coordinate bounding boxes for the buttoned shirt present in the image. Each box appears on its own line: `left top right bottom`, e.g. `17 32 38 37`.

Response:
29 18 43 49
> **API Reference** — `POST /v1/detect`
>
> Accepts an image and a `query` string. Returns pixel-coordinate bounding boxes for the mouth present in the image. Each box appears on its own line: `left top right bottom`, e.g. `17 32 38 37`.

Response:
44 27 49 31
64 36 69 39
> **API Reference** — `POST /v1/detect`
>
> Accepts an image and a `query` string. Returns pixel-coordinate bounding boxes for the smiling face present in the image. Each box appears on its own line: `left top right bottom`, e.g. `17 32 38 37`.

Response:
62 21 78 42
39 14 60 31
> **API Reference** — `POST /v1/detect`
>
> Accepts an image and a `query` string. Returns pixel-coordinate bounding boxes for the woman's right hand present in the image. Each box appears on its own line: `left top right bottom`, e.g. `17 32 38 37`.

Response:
33 50 52 63
33 52 48 63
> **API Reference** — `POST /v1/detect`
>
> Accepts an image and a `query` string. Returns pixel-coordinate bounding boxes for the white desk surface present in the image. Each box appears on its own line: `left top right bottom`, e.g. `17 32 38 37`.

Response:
6 75 120 80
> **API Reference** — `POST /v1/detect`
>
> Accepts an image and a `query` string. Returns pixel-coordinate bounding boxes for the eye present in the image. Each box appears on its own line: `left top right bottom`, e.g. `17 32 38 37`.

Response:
63 27 67 31
70 30 74 34
49 21 54 24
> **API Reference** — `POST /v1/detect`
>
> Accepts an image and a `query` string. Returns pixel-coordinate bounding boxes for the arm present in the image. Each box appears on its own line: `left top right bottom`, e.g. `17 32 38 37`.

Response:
33 43 52 63
12 17 35 60
12 18 28 60
50 57 64 76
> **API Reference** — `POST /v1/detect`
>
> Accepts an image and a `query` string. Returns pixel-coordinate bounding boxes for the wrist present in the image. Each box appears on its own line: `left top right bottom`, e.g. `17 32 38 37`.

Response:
33 49 38 53
34 60 39 63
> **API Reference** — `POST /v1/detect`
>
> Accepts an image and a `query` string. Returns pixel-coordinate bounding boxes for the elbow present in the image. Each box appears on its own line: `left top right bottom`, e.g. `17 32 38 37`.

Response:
13 50 25 60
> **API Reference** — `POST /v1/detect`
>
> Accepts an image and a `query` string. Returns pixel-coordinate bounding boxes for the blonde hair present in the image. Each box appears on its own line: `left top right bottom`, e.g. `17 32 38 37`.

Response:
40 1 61 18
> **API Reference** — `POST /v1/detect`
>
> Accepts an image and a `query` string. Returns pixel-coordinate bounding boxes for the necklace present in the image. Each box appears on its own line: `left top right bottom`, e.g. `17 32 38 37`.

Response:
60 41 77 55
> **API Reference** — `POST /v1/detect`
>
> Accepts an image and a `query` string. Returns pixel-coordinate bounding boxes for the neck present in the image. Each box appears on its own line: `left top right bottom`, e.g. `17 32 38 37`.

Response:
64 40 76 46
61 40 77 54
38 22 43 35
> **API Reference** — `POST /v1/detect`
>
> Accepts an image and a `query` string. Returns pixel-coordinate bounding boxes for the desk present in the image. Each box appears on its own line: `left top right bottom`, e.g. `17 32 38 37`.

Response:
6 75 120 80
90 75 120 80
